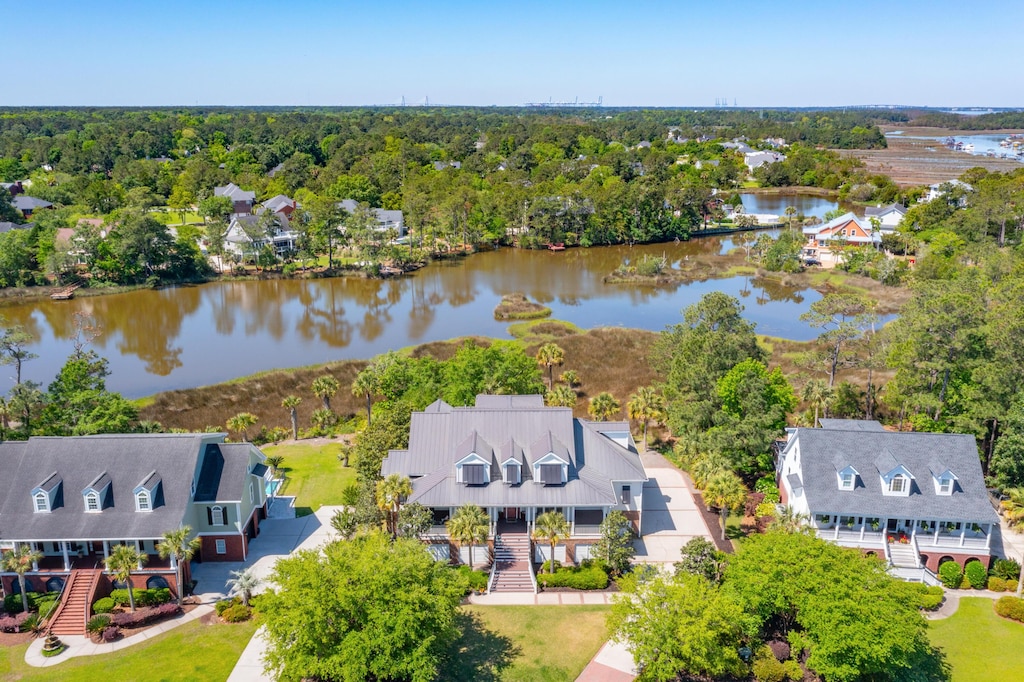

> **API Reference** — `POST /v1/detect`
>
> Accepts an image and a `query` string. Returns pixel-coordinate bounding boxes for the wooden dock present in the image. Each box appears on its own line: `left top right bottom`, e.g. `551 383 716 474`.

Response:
50 282 82 300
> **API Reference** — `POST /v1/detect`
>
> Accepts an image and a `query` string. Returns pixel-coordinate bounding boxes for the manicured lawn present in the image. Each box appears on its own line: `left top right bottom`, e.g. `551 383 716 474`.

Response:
0 618 257 681
449 605 610 681
929 597 1024 681
262 442 357 515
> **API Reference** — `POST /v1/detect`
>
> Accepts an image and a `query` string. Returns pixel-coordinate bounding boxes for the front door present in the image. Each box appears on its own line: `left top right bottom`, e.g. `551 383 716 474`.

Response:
504 507 521 522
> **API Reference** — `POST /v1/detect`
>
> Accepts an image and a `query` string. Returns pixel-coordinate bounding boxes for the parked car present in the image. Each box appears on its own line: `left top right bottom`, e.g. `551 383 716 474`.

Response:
804 258 822 266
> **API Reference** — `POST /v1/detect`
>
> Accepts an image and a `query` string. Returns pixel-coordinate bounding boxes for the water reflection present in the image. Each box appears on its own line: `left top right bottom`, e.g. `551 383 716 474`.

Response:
3 238 831 397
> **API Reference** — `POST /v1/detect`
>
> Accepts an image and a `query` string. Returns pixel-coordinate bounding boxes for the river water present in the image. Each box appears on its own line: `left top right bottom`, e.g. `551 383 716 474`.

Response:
1 237 829 398
739 193 841 220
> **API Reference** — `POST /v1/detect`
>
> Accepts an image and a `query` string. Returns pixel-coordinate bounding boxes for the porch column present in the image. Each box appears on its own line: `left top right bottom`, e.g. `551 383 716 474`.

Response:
933 525 939 546
833 524 839 540
102 540 110 559
959 525 966 547
911 521 917 541
135 540 144 569
61 541 71 571
986 523 993 549
859 524 865 541
568 507 575 537
31 544 38 571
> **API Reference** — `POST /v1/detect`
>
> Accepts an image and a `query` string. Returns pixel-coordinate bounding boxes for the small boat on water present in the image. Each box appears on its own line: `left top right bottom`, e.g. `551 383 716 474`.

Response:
962 143 975 153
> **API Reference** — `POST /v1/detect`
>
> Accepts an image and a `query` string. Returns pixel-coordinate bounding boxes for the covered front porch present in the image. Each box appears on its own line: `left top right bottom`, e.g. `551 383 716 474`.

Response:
424 505 609 539
813 514 994 552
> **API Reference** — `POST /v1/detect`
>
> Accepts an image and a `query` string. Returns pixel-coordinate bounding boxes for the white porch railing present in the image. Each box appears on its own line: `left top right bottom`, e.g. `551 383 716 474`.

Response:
572 524 602 537
527 540 539 594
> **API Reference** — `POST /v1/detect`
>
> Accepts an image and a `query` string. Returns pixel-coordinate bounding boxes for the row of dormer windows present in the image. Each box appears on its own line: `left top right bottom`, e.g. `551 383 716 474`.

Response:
32 483 157 513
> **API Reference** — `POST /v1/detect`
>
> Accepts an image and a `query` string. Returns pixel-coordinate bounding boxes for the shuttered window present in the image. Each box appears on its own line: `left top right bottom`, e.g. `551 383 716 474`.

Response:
540 464 562 485
463 464 486 485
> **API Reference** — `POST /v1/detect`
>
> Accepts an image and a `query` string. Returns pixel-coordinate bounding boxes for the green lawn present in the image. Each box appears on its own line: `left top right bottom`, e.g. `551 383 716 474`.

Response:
929 598 1024 681
447 605 610 681
0 618 257 681
262 442 357 515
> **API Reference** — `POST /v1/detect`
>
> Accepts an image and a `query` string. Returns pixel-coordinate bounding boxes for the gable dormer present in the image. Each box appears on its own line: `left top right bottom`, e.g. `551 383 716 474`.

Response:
533 452 568 486
82 472 112 512
929 462 958 496
876 450 915 497
501 455 522 484
32 472 62 513
836 465 859 491
134 470 163 512
455 431 494 485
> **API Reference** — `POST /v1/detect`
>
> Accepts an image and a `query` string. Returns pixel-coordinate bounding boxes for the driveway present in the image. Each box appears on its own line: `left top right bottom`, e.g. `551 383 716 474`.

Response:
633 453 715 565
190 505 340 602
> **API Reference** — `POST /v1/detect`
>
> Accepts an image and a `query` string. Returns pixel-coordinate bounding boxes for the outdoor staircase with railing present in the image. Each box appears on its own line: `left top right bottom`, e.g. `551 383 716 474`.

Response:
48 569 102 635
888 541 921 569
488 533 536 593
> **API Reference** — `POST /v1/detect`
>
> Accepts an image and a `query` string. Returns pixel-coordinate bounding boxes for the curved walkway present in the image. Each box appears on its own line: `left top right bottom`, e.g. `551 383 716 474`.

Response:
23 604 213 667
926 589 1010 620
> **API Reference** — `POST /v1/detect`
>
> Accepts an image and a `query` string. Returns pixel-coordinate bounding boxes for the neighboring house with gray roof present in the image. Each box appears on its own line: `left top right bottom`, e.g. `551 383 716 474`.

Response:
382 395 648 566
863 203 907 230
214 182 257 214
12 195 52 217
337 199 406 236
0 221 33 234
777 421 1000 579
0 433 270 608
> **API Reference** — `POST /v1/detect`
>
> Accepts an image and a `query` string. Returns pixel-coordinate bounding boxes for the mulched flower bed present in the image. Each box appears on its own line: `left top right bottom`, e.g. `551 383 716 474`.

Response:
0 630 35 647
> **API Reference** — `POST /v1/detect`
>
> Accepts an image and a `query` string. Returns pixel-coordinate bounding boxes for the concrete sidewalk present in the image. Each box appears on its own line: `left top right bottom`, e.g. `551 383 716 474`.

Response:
577 640 637 681
633 452 716 564
24 605 213 667
466 591 617 605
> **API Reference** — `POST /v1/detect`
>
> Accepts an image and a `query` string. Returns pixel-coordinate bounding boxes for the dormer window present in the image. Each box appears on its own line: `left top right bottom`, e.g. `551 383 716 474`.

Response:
503 462 521 484
133 471 162 512
889 475 907 494
836 465 858 491
31 473 62 513
82 472 111 513
136 490 151 512
462 464 486 485
938 477 951 494
34 492 49 513
930 466 957 496
85 492 100 512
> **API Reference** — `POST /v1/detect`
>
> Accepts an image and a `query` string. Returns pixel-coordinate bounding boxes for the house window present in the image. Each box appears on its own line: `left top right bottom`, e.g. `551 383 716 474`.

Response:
938 477 952 495
540 464 562 485
504 464 521 484
840 472 854 490
249 482 255 504
621 485 631 505
215 539 227 555
889 475 906 493
463 464 486 485
211 506 225 526
34 492 49 513
136 491 151 512
85 492 100 512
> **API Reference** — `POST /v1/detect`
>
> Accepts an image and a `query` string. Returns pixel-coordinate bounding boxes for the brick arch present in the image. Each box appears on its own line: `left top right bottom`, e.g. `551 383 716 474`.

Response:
919 553 929 567
938 555 956 567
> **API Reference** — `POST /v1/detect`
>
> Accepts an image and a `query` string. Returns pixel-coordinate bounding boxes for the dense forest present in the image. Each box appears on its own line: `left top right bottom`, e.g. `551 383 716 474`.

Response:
0 107 900 289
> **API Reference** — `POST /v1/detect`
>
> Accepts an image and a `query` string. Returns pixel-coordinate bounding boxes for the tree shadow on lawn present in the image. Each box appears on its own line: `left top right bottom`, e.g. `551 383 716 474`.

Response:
443 611 519 681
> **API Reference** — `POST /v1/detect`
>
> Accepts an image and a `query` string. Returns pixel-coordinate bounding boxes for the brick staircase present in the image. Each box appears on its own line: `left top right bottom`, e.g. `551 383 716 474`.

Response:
49 569 101 635
489 533 536 593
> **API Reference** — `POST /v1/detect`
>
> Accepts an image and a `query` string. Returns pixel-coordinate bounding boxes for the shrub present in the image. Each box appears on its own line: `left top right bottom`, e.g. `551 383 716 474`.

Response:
20 614 40 632
37 598 59 620
92 597 116 614
109 589 131 606
221 603 252 623
0 612 30 633
752 646 802 682
994 596 1024 622
87 614 111 635
938 561 963 589
988 577 1011 592
537 564 609 590
540 560 562 573
913 584 944 611
992 558 1021 581
110 603 182 629
965 561 988 590
135 588 172 607
4 591 47 614
216 598 240 616
101 625 121 642
456 566 489 593
958 575 972 590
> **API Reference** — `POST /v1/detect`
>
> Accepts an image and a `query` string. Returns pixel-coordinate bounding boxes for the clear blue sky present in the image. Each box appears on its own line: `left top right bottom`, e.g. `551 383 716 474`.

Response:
6 0 1022 107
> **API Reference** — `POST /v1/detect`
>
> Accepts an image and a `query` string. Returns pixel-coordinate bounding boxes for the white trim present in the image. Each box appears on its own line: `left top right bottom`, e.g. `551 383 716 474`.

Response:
33 492 50 513
214 539 227 554
84 491 100 512
211 505 225 526
135 490 152 512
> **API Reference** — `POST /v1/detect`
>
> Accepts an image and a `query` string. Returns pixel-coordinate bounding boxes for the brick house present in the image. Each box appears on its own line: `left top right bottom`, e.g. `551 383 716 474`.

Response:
0 433 270 618
777 419 1000 581
382 395 648 591
214 182 257 215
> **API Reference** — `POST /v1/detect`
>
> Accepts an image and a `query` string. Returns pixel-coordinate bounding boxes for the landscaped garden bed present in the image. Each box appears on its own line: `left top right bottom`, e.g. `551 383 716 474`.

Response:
536 560 611 591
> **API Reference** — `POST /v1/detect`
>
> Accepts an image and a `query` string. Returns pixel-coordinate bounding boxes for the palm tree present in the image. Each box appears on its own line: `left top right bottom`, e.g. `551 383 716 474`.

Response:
627 386 665 451
784 205 798 229
281 395 301 440
767 506 811 534
311 408 337 433
545 385 577 408
105 544 148 612
376 474 413 536
446 504 490 569
536 343 565 390
703 471 748 542
691 451 730 489
801 378 834 426
351 368 379 427
532 511 570 573
588 392 620 422
156 526 201 605
264 455 284 477
559 370 579 389
1 544 44 614
226 412 258 442
311 375 339 411
226 568 261 607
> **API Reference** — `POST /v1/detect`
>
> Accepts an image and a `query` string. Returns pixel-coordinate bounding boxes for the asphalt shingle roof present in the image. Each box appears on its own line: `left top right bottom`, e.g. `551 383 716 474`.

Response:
792 427 998 523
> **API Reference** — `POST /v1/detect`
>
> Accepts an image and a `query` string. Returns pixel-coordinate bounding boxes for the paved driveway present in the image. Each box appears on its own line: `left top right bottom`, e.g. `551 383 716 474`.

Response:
633 453 714 565
191 506 340 602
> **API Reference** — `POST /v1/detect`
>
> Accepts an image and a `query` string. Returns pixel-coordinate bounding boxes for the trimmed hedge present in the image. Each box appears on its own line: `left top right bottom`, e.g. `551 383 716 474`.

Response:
994 596 1024 622
215 597 240 616
965 561 988 590
93 597 116 614
3 591 59 615
108 588 171 608
938 561 963 589
221 603 252 623
912 584 944 611
456 566 489 593
109 603 181 629
988 577 1016 592
537 564 609 590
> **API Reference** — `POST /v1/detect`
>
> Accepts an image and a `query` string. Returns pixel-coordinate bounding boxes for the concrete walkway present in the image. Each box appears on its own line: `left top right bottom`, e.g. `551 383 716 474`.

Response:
926 589 1010 620
466 591 617 605
24 604 213 667
633 452 716 565
577 640 637 681
227 626 273 682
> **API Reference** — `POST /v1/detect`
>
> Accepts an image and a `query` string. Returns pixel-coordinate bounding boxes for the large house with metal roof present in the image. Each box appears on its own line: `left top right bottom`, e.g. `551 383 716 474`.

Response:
0 433 270 616
777 420 1000 580
382 395 648 575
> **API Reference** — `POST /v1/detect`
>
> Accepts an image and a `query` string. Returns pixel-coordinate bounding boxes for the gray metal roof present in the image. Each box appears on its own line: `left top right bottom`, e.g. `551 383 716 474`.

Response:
382 396 647 508
214 183 256 203
864 203 906 218
791 428 998 523
262 195 294 213
819 419 885 431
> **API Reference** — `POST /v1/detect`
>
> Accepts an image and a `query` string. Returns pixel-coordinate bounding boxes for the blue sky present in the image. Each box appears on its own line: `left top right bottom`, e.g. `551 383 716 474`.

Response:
5 0 1022 107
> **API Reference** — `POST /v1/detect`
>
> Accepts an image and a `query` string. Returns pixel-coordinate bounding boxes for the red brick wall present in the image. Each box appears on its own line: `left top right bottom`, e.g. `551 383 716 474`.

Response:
200 534 246 562
919 551 991 573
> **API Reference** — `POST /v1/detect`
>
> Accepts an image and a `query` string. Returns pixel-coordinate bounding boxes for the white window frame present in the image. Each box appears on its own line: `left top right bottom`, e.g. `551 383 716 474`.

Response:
889 475 906 494
840 472 854 490
504 463 521 484
215 539 227 554
211 505 225 526
938 477 952 495
136 490 151 512
34 492 49 513
249 482 255 505
85 492 100 512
